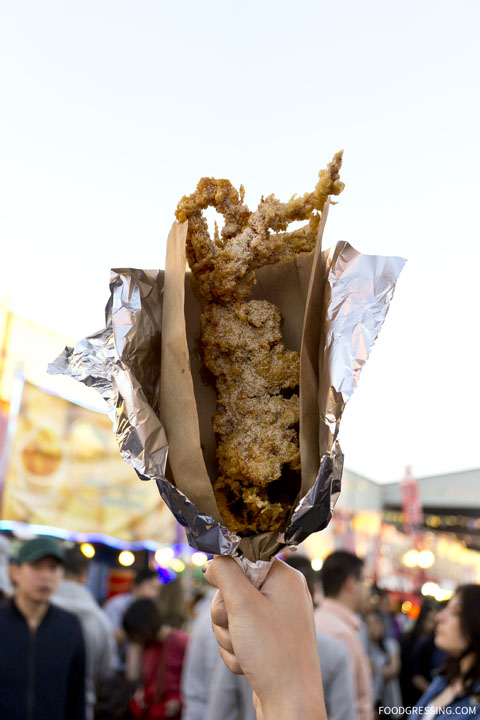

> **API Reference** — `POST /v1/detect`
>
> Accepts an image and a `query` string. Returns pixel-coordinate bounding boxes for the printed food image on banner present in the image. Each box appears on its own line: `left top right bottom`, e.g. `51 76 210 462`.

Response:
0 381 175 544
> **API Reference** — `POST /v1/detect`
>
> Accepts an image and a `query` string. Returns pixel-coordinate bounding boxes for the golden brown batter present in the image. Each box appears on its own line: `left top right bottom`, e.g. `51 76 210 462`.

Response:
175 152 343 534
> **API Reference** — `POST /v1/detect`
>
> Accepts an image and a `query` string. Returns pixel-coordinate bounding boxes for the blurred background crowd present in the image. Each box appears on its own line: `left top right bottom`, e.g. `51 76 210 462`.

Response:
0 346 479 719
0 313 479 719
0 533 480 720
1 529 479 719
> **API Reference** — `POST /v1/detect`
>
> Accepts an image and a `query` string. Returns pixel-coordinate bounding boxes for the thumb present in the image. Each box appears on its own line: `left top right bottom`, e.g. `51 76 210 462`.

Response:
204 556 256 613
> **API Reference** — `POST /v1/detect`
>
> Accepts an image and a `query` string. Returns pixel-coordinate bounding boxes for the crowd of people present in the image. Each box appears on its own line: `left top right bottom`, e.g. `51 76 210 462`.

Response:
0 535 479 720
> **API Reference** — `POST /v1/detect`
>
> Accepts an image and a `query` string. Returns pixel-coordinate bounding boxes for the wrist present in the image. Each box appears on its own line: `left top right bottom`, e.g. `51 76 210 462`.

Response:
261 688 325 720
263 699 325 720
260 654 325 720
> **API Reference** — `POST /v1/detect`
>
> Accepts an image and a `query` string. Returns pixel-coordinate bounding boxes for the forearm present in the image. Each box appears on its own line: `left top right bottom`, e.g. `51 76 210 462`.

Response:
124 643 143 682
260 666 326 720
114 627 126 644
412 674 429 692
205 559 327 720
382 663 399 681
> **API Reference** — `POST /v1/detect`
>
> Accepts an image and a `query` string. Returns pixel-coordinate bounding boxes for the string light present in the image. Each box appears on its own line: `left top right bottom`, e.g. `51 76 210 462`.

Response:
80 542 95 558
155 547 174 566
311 558 323 571
421 582 439 597
191 552 208 567
386 510 480 532
118 551 135 567
417 550 435 569
170 558 185 573
402 550 418 568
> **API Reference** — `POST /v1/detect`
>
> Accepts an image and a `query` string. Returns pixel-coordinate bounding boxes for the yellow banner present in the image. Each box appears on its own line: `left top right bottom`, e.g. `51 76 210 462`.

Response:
0 381 175 545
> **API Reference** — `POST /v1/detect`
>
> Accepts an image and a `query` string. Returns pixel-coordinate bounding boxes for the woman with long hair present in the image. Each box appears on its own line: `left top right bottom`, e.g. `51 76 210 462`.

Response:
416 585 480 716
123 598 188 720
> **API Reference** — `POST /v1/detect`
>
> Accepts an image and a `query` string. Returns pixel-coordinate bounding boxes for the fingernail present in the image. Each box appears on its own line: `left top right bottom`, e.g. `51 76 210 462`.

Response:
202 559 212 574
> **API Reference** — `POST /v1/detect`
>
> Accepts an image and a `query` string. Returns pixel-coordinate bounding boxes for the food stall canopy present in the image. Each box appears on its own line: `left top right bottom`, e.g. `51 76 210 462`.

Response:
0 301 105 411
0 380 175 546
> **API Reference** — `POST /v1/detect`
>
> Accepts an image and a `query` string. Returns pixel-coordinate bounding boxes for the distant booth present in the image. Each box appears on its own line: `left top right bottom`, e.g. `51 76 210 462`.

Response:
0 375 181 602
303 466 480 618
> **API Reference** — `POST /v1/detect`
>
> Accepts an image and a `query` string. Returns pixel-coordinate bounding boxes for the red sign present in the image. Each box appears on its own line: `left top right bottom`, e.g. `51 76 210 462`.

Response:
401 465 423 543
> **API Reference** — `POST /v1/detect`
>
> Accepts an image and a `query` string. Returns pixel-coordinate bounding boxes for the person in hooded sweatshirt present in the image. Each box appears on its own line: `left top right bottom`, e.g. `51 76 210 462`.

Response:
52 545 117 720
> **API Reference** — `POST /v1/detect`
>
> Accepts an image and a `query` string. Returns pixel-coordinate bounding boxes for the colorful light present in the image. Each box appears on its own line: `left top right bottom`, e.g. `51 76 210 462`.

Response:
434 587 454 602
80 542 95 558
118 550 135 567
401 600 412 614
157 566 177 584
417 550 435 569
421 581 439 597
409 604 420 619
402 549 418 568
311 557 323 571
170 559 185 573
155 547 174 566
191 552 208 567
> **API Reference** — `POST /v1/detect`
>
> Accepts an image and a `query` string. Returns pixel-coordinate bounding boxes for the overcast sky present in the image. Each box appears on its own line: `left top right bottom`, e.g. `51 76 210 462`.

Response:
1 0 479 483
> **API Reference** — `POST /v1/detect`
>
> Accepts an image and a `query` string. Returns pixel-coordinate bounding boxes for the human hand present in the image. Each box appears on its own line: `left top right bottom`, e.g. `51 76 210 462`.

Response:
204 556 326 720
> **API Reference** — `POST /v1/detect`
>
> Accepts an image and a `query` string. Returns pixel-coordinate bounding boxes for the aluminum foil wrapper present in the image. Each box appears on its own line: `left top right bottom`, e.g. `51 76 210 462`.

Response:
49 243 405 575
234 557 273 588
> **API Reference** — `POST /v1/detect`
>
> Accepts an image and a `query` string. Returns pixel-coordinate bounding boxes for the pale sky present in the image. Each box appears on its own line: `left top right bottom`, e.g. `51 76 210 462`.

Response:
1 0 479 483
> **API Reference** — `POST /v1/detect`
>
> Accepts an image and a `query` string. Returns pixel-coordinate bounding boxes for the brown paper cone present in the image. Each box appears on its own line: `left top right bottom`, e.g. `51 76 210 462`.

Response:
159 206 334 560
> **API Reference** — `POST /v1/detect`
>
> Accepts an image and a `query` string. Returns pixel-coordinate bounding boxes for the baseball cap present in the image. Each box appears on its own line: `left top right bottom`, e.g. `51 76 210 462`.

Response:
17 537 65 566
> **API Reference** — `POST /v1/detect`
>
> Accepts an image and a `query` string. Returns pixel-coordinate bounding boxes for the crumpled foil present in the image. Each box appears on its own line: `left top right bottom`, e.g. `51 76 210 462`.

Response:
49 242 405 576
233 557 273 587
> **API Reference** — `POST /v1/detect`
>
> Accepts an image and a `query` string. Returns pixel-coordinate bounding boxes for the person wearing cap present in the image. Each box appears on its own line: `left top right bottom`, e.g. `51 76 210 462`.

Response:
51 545 117 720
0 536 86 720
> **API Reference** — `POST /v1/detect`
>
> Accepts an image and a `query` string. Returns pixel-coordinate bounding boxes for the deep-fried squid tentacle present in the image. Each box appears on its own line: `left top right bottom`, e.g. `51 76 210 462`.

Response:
175 152 344 535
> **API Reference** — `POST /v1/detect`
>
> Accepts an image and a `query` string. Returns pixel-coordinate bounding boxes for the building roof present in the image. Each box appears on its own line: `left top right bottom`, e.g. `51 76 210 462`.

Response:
382 468 480 510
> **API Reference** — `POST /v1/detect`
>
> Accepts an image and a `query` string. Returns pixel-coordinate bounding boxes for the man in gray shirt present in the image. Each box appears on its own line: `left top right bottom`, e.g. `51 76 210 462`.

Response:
181 590 219 720
182 556 356 720
205 630 355 720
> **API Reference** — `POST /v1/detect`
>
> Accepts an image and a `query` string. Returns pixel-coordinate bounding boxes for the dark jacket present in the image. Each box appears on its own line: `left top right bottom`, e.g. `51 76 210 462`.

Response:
417 675 480 717
412 633 448 685
0 598 86 720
